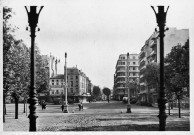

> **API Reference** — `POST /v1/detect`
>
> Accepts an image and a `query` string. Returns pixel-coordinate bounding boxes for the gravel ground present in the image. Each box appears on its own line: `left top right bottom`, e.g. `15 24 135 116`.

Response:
3 101 190 131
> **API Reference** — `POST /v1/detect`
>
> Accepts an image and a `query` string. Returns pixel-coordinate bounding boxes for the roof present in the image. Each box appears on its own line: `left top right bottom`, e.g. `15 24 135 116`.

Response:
50 74 64 79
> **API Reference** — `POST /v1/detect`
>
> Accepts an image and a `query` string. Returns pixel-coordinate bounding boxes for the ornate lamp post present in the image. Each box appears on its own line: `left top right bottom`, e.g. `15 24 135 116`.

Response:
63 52 69 113
126 52 131 113
151 6 169 131
25 6 43 131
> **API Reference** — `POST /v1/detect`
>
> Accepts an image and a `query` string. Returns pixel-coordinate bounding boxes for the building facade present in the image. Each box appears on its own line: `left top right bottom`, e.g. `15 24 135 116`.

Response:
113 54 139 101
139 27 189 106
49 67 92 103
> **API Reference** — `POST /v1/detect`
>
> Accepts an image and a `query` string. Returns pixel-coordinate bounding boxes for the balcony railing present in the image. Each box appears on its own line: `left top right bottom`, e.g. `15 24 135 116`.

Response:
150 50 156 57
150 40 157 48
140 82 145 86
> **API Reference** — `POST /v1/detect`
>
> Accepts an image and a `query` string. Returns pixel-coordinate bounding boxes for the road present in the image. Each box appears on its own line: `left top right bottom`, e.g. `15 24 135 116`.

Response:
3 101 190 131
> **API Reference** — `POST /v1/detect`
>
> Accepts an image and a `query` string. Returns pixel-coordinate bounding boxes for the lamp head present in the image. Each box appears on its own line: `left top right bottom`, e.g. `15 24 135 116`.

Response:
151 6 169 26
25 6 44 28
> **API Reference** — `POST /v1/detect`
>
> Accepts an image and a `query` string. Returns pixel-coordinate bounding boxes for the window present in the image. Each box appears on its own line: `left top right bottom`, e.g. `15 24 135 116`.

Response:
52 80 54 85
52 91 54 94
133 62 136 65
76 76 78 79
56 80 59 85
133 67 136 70
133 56 136 59
71 81 73 87
133 73 136 76
56 90 59 94
71 88 73 93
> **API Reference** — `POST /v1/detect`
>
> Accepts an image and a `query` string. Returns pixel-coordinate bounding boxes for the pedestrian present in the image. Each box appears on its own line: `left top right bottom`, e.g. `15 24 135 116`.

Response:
61 104 64 112
42 101 44 110
42 101 46 110
78 103 81 111
44 102 47 109
80 102 83 111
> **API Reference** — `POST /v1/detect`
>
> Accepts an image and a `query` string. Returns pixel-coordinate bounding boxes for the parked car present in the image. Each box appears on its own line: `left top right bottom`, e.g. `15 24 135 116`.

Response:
123 97 137 104
122 97 128 103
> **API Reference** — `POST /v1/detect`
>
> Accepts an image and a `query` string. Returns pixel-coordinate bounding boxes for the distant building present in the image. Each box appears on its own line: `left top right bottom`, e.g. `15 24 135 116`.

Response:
113 54 139 101
139 27 189 106
49 67 92 103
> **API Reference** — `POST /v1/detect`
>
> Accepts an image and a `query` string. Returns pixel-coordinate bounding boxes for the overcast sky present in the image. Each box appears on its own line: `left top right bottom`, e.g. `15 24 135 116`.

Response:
3 0 194 89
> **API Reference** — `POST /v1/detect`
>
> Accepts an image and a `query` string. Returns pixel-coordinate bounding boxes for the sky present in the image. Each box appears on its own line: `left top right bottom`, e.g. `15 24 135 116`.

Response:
2 0 194 89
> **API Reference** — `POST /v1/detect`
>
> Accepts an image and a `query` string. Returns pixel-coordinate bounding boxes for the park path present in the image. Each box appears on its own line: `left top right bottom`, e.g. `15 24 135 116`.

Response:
3 101 190 131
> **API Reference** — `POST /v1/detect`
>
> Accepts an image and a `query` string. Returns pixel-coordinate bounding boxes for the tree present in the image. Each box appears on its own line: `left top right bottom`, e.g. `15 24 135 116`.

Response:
9 41 30 119
144 62 160 104
144 63 160 85
3 6 17 122
164 42 189 118
35 46 50 94
92 86 101 100
102 87 111 103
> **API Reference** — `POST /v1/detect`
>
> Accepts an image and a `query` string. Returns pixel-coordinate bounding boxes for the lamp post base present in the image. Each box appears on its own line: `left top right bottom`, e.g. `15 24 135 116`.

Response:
63 104 69 113
126 104 131 113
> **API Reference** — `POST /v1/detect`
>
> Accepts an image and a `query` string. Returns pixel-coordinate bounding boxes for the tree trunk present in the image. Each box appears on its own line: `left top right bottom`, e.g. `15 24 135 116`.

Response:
15 98 18 119
26 100 28 116
23 99 26 113
5 103 7 115
171 102 173 109
168 102 170 115
178 96 181 118
3 94 7 115
3 95 5 123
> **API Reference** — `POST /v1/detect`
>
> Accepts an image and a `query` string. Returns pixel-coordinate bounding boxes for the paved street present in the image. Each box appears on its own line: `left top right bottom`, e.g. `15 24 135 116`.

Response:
3 101 190 131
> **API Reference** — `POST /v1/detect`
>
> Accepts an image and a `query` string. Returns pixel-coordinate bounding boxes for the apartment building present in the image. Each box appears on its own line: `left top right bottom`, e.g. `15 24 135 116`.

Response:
113 54 139 101
139 27 189 106
49 67 92 103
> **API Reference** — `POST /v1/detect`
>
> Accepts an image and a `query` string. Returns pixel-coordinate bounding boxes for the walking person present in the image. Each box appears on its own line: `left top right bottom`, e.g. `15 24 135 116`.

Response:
42 101 44 110
80 102 83 111
61 104 64 112
78 103 81 111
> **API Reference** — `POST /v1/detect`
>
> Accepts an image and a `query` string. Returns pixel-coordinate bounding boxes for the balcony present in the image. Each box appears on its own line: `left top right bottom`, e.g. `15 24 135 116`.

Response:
150 88 156 93
116 75 126 78
139 51 145 60
139 65 146 70
116 64 126 67
139 89 147 94
139 57 146 63
116 80 126 84
129 70 140 73
116 86 125 89
116 70 126 73
150 40 157 48
150 50 156 57
140 82 145 86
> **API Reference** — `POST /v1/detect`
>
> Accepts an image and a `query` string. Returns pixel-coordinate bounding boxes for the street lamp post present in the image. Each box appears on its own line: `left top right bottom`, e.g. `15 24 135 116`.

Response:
126 52 131 113
25 6 43 131
151 6 169 131
63 52 69 113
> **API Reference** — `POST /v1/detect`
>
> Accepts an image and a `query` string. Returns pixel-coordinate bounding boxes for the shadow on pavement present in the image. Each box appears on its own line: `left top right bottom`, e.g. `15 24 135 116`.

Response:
59 123 190 131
